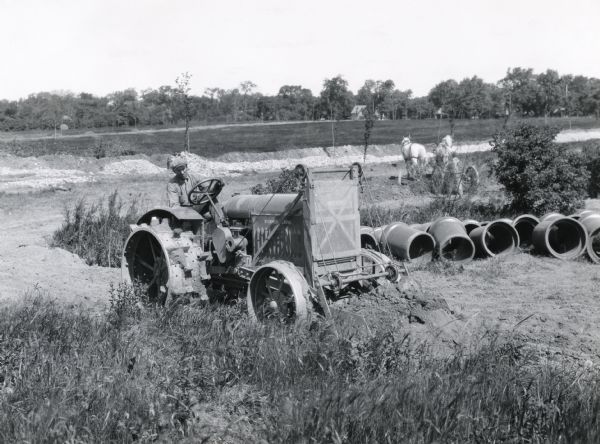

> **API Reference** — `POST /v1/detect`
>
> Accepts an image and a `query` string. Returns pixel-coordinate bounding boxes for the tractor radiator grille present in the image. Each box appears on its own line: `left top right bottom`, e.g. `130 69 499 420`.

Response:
252 214 304 267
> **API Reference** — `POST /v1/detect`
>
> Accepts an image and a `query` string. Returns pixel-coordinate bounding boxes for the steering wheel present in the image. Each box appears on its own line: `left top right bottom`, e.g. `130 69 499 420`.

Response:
187 178 224 213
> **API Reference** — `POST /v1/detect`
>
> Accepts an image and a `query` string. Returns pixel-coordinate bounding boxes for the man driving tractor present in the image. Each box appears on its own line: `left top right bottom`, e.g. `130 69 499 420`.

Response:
166 154 202 207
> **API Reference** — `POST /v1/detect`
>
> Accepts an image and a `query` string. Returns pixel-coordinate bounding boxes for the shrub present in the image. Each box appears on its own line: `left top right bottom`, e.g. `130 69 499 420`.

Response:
583 143 600 198
92 139 138 159
490 124 589 214
51 191 139 267
250 168 302 194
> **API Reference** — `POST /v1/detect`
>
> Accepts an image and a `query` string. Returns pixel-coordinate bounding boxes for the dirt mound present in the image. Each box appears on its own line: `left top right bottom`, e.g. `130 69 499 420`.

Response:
0 244 118 308
101 159 165 175
330 278 463 352
0 165 92 192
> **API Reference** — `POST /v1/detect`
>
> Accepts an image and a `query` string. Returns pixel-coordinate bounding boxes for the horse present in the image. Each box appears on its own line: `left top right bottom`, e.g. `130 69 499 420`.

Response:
399 136 429 183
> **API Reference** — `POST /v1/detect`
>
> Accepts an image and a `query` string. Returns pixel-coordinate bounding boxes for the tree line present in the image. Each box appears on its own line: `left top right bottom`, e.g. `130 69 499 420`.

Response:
1 67 599 132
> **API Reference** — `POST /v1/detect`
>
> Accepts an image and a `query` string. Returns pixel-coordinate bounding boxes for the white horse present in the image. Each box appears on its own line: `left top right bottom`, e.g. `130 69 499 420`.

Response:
399 136 429 183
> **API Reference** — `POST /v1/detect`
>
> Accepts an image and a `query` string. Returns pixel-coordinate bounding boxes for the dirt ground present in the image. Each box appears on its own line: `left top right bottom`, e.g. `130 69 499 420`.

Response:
1 157 599 366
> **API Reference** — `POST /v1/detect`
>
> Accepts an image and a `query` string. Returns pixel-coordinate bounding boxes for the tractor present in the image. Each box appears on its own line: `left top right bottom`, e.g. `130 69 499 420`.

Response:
122 164 399 323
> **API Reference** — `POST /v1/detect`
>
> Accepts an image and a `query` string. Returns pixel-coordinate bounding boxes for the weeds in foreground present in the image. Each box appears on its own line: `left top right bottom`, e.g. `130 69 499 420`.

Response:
51 191 139 267
0 290 599 443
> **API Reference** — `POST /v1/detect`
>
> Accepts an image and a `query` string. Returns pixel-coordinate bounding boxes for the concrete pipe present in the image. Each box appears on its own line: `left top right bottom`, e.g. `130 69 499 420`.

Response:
512 214 540 250
462 219 481 234
469 220 519 258
428 216 475 263
379 222 435 264
541 212 564 223
532 216 587 260
570 210 599 220
360 226 379 250
409 222 432 232
579 215 600 264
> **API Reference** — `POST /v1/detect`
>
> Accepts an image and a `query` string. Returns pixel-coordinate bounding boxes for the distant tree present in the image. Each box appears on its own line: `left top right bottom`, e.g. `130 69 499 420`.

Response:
499 67 538 124
175 72 192 152
108 89 139 128
386 89 412 120
321 75 354 148
455 76 493 119
428 79 460 134
356 79 396 118
239 80 257 119
407 96 434 119
536 69 563 123
276 85 315 120
357 80 377 112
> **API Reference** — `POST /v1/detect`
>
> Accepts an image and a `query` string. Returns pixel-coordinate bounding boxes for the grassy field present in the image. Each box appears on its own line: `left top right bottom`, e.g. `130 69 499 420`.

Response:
1 116 599 158
1 291 598 443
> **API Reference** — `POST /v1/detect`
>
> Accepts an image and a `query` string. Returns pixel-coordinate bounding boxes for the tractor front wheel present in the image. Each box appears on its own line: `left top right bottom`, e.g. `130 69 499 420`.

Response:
247 261 312 324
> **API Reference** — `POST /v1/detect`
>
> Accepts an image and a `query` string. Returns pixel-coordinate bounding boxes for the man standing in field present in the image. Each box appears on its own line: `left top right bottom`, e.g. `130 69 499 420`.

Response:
166 155 202 207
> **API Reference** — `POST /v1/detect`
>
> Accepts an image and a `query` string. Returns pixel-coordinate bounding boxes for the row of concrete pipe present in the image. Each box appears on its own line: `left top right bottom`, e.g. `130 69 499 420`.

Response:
361 210 600 265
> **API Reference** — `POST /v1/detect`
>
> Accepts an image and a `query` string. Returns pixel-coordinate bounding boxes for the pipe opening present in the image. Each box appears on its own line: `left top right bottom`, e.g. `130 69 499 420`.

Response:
484 224 516 255
408 234 435 263
514 220 536 249
590 229 600 262
463 222 480 234
361 233 378 250
547 219 586 257
440 237 474 262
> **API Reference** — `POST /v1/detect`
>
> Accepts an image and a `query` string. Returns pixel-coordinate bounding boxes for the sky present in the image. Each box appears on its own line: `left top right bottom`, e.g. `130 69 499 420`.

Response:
0 0 599 100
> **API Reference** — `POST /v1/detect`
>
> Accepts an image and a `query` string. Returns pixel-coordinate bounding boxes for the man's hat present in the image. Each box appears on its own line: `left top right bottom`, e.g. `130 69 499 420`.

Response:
167 155 187 170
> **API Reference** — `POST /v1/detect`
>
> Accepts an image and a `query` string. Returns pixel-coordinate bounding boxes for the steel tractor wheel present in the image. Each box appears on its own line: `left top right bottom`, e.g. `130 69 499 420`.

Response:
122 229 171 304
461 165 479 193
247 261 312 324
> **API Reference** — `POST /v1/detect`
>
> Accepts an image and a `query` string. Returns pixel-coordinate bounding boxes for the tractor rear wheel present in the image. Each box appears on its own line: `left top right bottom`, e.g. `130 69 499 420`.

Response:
247 261 311 324
122 229 171 305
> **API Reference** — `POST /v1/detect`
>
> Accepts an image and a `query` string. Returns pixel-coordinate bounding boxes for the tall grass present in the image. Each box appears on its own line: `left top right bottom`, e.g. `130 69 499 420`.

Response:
51 191 139 267
361 194 512 227
1 288 599 443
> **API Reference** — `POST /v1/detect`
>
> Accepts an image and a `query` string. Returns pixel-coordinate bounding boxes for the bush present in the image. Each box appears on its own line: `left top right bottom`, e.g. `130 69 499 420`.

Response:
250 168 302 194
490 124 589 215
51 191 139 267
92 139 138 159
583 143 600 198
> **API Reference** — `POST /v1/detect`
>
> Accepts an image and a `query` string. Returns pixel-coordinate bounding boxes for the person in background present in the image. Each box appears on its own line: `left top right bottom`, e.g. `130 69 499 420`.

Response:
166 155 202 207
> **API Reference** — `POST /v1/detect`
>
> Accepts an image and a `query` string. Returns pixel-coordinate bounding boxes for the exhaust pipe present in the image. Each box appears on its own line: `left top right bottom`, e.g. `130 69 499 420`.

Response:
512 214 540 250
428 217 475 263
532 215 587 259
579 214 600 264
469 220 519 258
379 222 435 264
